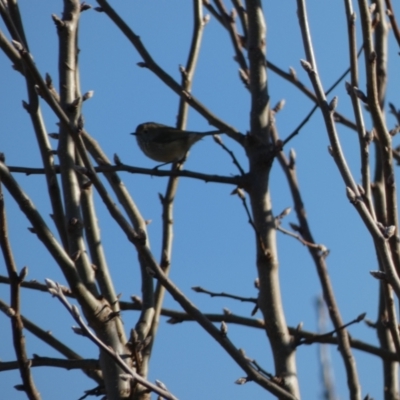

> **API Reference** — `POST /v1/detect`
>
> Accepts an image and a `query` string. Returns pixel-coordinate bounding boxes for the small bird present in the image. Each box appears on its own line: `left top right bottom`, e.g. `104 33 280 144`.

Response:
131 122 221 163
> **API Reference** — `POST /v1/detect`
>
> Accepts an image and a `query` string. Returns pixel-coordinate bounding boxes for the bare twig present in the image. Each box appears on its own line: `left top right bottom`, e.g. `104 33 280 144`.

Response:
7 163 243 185
275 224 329 256
295 312 366 346
0 297 103 383
192 285 257 303
231 187 266 253
0 184 40 399
212 134 246 175
0 162 97 307
214 0 249 80
296 2 364 397
0 28 23 72
385 0 400 47
145 2 211 387
0 2 68 249
45 279 178 400
202 0 224 25
0 357 99 372
0 276 72 295
343 1 374 216
281 46 363 146
358 0 400 278
380 281 400 358
231 0 248 40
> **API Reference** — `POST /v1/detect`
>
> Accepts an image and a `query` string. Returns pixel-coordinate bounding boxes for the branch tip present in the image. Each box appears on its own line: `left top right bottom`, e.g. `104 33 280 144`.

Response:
272 99 285 113
51 14 65 28
220 320 228 336
18 266 28 282
113 153 122 165
289 67 297 81
356 312 367 322
11 40 24 52
235 377 249 385
82 90 94 101
370 270 387 280
80 2 92 12
329 96 338 112
300 59 313 73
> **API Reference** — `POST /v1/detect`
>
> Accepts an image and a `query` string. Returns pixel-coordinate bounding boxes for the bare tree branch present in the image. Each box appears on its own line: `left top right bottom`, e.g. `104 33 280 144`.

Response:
45 280 178 400
296 0 362 397
0 183 40 399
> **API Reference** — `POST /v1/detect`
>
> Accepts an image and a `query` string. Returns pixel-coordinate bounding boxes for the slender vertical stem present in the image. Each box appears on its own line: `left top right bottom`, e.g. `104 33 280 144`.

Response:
143 0 206 382
296 0 361 398
0 184 41 399
245 0 300 397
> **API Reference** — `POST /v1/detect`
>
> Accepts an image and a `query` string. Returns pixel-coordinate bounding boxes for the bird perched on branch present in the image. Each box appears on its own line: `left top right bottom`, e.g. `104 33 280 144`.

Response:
131 122 221 163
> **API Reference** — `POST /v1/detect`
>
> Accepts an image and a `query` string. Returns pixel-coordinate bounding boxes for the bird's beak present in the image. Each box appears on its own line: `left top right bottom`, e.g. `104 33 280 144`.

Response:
130 132 137 136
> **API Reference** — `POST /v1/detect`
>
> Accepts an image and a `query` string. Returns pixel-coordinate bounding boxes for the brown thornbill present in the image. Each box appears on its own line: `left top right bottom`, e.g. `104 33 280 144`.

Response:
131 122 221 163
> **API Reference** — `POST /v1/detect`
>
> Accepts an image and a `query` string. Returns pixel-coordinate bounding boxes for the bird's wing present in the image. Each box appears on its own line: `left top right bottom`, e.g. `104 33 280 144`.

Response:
153 127 200 143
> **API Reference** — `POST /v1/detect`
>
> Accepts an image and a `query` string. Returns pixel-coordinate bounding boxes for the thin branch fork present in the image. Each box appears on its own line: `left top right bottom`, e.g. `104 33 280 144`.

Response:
294 313 367 346
275 224 329 256
45 279 179 400
212 0 249 78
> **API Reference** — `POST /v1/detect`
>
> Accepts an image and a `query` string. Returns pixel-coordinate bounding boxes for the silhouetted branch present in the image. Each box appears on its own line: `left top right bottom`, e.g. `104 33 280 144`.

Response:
45 279 178 400
192 285 257 303
7 164 243 185
0 183 40 399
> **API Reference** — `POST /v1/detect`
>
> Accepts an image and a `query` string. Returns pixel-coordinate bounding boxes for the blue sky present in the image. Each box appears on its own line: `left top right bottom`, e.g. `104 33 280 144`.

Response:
1 1 400 399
